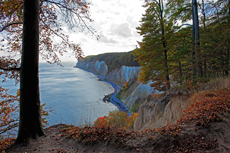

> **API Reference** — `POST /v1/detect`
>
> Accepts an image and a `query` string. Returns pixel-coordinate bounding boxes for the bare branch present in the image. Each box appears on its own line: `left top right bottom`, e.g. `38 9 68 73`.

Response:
0 122 19 135
41 0 99 39
0 22 23 32
40 19 70 45
0 67 20 71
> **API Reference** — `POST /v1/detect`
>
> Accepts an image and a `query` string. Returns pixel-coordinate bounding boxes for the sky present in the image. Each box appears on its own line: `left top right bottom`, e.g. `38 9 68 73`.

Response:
59 0 146 62
0 0 146 63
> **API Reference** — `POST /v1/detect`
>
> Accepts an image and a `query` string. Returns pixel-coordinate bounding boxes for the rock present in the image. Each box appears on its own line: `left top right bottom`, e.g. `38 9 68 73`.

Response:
76 60 155 111
134 90 195 131
106 66 140 86
134 95 168 131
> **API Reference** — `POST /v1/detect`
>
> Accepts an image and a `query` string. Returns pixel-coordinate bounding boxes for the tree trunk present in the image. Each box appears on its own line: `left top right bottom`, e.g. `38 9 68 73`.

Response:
225 48 229 76
202 0 207 77
192 0 202 77
179 61 182 85
15 0 44 144
159 0 170 89
191 5 196 79
226 1 230 76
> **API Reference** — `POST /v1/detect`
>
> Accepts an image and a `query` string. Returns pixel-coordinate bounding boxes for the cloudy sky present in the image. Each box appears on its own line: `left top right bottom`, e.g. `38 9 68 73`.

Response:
61 0 145 62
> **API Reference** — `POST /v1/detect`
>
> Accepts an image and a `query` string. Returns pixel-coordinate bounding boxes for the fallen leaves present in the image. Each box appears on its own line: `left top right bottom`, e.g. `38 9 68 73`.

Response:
60 125 138 147
177 88 230 126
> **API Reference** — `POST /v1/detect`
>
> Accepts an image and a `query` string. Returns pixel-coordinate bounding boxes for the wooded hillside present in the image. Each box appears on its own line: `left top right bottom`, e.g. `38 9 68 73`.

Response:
134 0 230 91
80 51 139 72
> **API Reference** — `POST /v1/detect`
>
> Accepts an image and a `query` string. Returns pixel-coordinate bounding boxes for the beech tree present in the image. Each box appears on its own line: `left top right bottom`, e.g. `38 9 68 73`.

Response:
15 0 43 144
135 0 230 89
135 0 173 90
0 0 94 144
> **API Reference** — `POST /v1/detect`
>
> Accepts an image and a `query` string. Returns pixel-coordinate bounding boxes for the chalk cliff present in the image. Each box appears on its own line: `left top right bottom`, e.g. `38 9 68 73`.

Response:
76 59 197 131
106 66 140 86
76 60 154 110
133 89 194 131
76 60 108 76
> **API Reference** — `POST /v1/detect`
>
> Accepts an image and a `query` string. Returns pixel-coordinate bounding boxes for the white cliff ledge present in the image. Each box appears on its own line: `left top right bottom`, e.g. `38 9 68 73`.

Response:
75 60 155 111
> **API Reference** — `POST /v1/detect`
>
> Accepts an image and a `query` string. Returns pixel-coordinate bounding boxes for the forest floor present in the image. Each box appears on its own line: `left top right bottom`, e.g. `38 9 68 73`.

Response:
4 85 230 153
4 114 230 153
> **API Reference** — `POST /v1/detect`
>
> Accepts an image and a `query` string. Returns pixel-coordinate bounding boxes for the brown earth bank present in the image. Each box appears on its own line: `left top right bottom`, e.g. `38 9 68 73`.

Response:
4 111 230 153
4 80 230 153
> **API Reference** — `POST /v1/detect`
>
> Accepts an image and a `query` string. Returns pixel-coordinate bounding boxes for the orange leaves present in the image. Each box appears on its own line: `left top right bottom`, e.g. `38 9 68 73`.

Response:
124 82 129 89
1 0 93 65
94 111 138 131
0 87 19 150
0 86 52 148
0 86 19 132
148 88 230 145
0 137 16 151
178 88 230 126
61 124 137 147
93 116 107 126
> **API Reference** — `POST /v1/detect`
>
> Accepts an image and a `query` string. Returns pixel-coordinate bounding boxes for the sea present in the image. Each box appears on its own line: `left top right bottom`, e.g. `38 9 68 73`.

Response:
0 62 118 126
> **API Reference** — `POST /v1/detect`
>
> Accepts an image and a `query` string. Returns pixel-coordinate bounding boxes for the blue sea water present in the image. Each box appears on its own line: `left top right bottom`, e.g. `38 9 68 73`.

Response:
0 62 118 126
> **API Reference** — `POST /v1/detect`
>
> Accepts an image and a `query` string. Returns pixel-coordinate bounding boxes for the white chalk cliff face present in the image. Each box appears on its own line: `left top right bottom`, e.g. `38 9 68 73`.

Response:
121 81 158 109
106 66 140 86
76 60 108 76
76 60 155 109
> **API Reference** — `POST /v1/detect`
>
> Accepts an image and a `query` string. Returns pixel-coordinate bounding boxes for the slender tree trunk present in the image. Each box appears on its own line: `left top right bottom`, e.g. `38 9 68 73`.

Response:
15 0 44 144
179 61 182 85
201 0 206 29
220 50 224 77
226 0 230 76
225 49 229 76
202 0 207 77
191 5 196 79
204 60 207 77
192 0 202 77
159 0 170 89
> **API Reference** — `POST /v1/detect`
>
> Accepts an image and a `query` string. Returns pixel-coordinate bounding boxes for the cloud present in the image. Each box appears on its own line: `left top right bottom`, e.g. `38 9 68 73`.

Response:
59 0 145 60
99 35 118 44
110 22 132 38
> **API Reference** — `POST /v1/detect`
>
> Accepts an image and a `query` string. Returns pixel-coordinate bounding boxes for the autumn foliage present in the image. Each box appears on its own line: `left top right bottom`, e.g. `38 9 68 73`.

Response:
94 110 138 131
124 82 128 89
178 87 230 126
60 112 138 147
0 0 93 64
61 124 138 147
0 87 19 135
135 0 230 91
0 87 51 151
51 86 230 152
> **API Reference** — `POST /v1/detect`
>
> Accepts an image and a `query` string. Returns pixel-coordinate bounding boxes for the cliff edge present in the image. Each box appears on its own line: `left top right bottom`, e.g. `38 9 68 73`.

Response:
76 56 155 111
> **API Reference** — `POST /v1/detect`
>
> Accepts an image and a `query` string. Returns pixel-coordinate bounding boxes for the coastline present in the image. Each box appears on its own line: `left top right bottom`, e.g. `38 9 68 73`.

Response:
75 67 130 116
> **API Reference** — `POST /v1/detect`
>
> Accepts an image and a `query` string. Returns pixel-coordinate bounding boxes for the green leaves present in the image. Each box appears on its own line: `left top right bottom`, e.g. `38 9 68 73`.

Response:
135 0 230 89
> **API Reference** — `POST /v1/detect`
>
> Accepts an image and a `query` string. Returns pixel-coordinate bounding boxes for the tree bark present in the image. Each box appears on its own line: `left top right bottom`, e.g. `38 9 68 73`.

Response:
159 0 170 89
191 4 196 79
192 0 202 77
15 0 44 144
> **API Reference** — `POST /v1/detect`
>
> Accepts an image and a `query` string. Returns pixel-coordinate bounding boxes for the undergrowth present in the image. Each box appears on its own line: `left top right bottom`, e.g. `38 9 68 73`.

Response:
60 82 229 152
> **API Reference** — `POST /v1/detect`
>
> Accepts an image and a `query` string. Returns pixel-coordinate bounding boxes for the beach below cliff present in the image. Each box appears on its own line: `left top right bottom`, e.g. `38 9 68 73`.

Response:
77 67 130 115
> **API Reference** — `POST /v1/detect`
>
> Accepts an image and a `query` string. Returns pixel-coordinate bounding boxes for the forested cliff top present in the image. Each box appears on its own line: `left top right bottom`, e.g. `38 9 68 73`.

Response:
78 51 139 72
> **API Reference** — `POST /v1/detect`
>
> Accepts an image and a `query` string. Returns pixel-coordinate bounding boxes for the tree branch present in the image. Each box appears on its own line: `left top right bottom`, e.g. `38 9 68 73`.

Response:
41 0 99 39
40 19 70 45
0 22 23 32
0 67 20 71
0 122 19 135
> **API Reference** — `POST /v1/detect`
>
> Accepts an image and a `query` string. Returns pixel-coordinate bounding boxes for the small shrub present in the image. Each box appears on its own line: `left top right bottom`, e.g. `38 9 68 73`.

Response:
94 110 138 131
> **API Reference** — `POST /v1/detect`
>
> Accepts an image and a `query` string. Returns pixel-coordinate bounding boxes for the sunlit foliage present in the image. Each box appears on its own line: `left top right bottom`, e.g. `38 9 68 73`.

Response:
94 110 138 131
